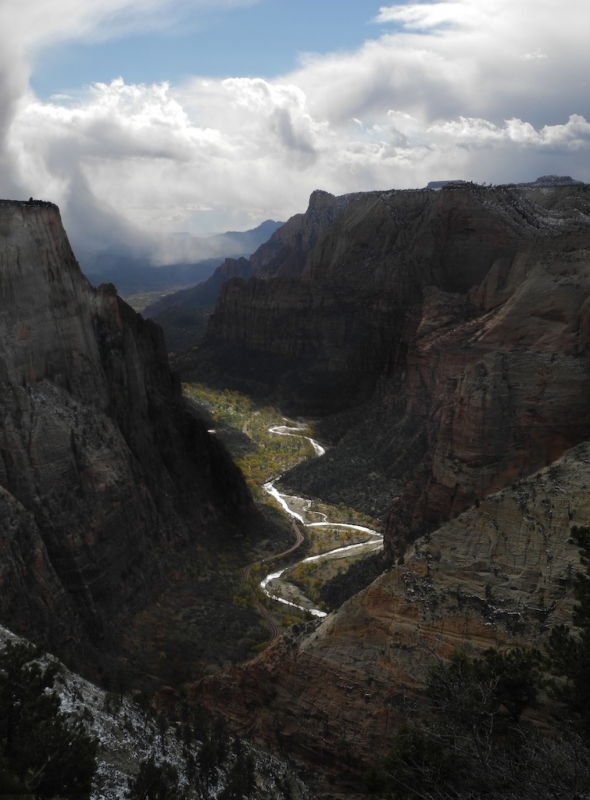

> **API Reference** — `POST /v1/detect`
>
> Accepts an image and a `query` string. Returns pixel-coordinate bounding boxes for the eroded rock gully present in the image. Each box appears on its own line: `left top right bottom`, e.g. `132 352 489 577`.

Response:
194 442 590 796
0 200 253 663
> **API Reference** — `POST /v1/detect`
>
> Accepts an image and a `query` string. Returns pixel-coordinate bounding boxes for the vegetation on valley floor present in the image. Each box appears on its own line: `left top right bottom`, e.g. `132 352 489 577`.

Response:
184 382 380 528
184 382 315 492
183 382 385 633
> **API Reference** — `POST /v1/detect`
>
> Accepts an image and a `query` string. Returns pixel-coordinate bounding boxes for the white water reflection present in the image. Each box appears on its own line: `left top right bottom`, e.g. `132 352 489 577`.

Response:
262 479 305 524
260 424 382 619
268 425 326 456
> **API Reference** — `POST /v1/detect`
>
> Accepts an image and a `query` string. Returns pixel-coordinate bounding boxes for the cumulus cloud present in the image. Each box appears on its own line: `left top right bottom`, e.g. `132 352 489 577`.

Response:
2 0 590 261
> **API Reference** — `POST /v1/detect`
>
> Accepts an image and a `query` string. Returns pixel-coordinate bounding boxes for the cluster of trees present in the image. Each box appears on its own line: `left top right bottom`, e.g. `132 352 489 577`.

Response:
127 756 183 800
126 704 256 800
368 526 590 799
0 640 97 798
0 635 259 800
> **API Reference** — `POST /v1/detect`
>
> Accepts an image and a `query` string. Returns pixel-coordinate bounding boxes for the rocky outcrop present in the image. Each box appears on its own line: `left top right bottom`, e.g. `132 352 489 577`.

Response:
251 190 360 279
383 233 590 558
0 200 252 662
194 441 590 795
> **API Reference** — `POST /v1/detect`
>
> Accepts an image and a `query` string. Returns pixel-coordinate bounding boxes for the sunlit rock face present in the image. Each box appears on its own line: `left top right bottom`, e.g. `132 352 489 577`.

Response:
0 200 252 661
194 441 590 795
189 183 590 556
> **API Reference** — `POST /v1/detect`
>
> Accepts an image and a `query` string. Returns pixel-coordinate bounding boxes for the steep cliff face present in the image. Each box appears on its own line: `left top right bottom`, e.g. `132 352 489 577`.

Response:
194 441 590 795
187 184 542 413
143 256 257 353
179 190 370 408
0 200 252 660
186 274 396 413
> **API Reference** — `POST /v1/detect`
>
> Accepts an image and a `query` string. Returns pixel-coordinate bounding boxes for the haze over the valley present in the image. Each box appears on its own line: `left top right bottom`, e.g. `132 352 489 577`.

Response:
0 0 588 261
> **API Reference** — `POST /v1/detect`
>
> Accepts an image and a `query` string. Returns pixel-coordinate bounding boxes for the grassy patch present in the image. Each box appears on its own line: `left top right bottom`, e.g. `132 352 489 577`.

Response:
288 497 381 533
184 383 315 495
303 525 373 556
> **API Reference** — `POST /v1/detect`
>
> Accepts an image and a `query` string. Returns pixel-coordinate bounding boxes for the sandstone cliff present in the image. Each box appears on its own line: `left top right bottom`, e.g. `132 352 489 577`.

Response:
143 256 257 353
194 441 590 796
0 200 252 664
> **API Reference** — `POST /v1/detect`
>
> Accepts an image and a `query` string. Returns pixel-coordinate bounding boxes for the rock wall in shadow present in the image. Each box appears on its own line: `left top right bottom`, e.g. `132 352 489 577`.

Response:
0 200 253 664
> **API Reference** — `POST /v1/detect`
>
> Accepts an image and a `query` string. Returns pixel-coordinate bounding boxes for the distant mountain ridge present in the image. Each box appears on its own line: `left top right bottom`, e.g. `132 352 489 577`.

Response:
147 257 257 314
81 219 283 297
143 257 256 352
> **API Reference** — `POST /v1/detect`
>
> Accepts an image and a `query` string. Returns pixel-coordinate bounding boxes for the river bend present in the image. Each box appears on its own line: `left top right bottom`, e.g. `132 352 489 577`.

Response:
260 424 383 618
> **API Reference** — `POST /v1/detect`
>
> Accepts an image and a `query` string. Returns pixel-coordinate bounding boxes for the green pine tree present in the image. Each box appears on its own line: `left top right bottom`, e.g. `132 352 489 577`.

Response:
126 756 185 800
0 640 97 798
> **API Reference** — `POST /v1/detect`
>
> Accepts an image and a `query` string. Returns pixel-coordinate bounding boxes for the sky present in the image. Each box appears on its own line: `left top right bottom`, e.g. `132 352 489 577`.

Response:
1 0 589 262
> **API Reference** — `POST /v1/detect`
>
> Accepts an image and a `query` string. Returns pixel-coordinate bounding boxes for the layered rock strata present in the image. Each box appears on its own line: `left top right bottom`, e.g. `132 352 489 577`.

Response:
195 441 590 795
0 200 252 660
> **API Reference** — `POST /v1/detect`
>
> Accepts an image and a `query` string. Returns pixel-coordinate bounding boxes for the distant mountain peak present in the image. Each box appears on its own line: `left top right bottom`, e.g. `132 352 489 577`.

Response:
534 174 583 185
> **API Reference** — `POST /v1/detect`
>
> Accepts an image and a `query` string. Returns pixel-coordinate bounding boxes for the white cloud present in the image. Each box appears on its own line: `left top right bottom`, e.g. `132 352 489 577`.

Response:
1 0 590 259
429 114 590 150
1 0 259 50
521 49 548 62
374 2 489 31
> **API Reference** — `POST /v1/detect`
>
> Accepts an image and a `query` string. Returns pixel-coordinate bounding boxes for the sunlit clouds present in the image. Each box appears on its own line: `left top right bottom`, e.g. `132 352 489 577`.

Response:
2 0 589 259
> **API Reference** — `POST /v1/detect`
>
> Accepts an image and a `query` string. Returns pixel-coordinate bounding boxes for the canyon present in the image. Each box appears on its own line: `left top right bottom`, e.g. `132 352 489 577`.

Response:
3 182 590 798
184 182 590 556
195 441 590 796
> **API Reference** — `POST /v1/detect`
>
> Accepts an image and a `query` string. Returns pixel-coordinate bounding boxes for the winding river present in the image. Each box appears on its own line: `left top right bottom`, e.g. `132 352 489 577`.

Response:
259 424 383 619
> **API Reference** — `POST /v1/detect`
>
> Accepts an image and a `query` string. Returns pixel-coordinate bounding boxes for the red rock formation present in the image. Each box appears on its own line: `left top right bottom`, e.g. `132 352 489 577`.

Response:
384 233 590 559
